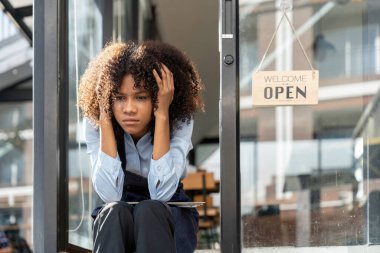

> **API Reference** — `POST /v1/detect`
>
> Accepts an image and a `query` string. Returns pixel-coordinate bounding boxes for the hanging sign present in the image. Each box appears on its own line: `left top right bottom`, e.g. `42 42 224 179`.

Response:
252 8 319 106
252 70 319 106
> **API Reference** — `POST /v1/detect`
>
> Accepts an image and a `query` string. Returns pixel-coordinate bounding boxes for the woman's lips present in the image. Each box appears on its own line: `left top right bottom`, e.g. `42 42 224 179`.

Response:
122 119 139 125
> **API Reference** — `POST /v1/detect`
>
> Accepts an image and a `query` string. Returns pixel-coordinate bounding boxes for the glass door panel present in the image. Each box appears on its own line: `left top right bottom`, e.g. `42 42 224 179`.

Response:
239 0 380 250
66 0 142 249
67 0 103 249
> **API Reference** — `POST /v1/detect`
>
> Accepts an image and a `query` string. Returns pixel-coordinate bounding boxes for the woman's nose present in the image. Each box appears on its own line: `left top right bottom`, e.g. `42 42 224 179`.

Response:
123 99 137 113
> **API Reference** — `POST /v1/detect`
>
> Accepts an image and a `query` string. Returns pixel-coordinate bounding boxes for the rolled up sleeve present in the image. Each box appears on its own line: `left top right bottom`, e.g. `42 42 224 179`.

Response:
148 119 193 201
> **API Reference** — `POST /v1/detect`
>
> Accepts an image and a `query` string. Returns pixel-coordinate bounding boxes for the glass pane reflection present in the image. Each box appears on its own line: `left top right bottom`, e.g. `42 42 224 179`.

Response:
240 0 380 248
362 100 380 245
241 139 364 247
67 0 103 249
0 102 33 250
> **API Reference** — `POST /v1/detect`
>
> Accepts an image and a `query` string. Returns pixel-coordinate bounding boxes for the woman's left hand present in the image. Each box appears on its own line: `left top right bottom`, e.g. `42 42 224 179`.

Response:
152 64 174 118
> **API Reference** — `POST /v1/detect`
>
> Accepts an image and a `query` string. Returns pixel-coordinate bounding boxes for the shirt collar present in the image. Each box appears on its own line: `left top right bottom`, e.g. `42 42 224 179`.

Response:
124 131 152 152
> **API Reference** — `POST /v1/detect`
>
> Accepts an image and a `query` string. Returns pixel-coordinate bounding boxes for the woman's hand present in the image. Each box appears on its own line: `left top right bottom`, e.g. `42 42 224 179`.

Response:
95 84 117 158
152 64 172 161
152 64 174 118
96 85 111 122
98 103 110 122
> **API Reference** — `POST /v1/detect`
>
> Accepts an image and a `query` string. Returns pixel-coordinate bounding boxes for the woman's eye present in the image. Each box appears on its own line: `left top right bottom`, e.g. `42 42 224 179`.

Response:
115 96 125 102
136 96 147 100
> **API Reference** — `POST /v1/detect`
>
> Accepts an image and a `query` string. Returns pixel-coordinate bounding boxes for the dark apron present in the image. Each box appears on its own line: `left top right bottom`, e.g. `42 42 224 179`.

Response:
91 170 199 253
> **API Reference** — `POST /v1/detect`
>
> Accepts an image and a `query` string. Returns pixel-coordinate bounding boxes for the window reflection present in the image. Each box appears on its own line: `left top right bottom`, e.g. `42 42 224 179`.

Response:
0 102 33 250
240 0 380 249
67 0 141 249
361 99 380 244
241 138 364 247
67 0 102 249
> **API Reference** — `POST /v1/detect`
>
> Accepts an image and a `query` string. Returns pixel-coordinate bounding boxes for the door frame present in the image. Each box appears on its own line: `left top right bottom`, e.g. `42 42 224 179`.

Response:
220 0 241 252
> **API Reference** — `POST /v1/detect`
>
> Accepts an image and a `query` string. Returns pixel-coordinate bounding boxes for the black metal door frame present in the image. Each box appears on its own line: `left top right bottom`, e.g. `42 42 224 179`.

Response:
220 0 241 252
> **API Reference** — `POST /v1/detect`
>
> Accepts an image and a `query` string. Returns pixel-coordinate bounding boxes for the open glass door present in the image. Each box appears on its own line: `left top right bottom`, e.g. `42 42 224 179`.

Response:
238 0 380 252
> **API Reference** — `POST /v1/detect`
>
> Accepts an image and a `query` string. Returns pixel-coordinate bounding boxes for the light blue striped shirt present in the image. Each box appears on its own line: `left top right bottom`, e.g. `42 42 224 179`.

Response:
83 118 193 203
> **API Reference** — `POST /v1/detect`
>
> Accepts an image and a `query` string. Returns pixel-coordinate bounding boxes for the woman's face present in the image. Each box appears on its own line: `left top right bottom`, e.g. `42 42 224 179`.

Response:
112 74 153 141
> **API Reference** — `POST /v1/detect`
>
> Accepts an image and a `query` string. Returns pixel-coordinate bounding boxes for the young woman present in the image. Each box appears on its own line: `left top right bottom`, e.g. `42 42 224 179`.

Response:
78 41 204 253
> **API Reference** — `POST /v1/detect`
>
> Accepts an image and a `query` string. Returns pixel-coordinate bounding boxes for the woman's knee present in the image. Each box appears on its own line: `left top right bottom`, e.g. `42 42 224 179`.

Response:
135 200 167 212
134 200 172 223
97 201 133 223
93 202 136 250
105 201 131 212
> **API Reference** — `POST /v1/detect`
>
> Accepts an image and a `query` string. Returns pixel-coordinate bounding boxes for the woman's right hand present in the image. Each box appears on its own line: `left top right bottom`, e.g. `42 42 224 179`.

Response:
96 86 117 157
98 103 109 122
96 85 111 122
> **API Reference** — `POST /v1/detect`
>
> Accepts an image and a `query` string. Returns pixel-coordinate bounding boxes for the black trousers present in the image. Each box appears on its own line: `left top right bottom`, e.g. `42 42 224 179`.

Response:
93 200 176 253
92 171 198 252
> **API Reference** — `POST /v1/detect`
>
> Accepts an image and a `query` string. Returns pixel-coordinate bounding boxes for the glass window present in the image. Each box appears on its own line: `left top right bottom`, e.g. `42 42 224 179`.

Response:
356 92 380 245
0 102 33 250
240 0 380 250
67 0 103 249
67 0 141 249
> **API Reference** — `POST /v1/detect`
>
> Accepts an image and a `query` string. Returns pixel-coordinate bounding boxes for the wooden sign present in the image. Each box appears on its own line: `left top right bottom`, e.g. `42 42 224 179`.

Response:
252 70 319 106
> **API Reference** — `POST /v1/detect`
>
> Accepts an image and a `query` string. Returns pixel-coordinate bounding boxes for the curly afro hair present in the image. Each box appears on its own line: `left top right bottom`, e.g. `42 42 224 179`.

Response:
78 40 204 134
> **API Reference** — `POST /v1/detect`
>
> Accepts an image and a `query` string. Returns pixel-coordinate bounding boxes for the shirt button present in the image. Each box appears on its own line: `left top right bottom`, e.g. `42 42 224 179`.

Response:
157 166 161 171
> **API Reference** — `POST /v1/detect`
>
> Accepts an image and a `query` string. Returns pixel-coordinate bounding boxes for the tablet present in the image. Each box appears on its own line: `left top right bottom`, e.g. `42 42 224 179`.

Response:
126 201 205 208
